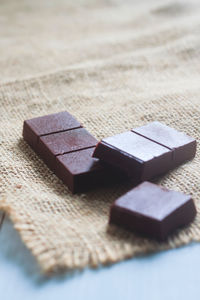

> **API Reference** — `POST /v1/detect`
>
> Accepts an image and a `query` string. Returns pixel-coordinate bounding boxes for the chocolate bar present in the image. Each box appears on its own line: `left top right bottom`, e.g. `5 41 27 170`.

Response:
132 122 196 166
109 181 196 240
93 122 196 181
23 112 120 193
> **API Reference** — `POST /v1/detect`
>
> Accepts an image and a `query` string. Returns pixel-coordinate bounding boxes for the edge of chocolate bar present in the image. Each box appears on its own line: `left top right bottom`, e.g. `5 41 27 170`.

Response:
23 111 122 193
23 111 82 149
93 131 173 180
132 121 197 165
93 140 144 178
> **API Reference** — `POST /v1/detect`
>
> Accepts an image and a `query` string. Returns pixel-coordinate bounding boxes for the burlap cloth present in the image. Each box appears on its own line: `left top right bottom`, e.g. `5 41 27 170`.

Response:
0 0 200 273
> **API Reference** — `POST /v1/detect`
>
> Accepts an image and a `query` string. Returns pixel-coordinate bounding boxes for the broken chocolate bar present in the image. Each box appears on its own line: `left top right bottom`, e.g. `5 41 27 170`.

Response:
132 122 196 166
23 111 119 193
109 181 196 240
93 122 196 181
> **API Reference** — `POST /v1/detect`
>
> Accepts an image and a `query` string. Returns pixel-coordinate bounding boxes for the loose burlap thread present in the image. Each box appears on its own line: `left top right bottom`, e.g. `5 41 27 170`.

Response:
0 0 200 273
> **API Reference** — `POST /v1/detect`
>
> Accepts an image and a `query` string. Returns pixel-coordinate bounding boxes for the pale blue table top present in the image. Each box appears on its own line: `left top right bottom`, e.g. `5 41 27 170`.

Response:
1 217 200 300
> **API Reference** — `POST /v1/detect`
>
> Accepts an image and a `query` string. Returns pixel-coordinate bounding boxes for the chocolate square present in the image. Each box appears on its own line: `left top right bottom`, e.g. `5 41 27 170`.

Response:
110 181 196 240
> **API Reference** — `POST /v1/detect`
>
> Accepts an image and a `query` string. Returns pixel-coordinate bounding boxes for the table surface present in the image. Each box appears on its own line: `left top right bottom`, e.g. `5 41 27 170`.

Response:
1 217 200 300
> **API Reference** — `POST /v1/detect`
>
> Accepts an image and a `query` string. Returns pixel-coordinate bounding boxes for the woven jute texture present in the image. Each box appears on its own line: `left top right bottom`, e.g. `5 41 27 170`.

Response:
0 0 200 273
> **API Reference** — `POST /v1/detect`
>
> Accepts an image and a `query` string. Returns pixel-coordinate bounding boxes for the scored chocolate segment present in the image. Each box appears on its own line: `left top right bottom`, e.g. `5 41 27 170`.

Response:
56 147 111 193
23 112 118 193
93 122 196 181
93 131 172 181
132 122 196 166
38 128 97 170
23 111 81 149
109 181 196 240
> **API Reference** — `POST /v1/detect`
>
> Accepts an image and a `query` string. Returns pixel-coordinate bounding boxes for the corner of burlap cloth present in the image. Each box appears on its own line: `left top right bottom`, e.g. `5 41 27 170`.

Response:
0 0 200 274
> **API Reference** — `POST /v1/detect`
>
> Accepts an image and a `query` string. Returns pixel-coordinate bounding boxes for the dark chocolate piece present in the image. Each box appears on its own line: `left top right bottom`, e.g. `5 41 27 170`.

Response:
93 131 172 181
132 122 196 166
38 128 97 170
23 111 81 150
93 123 196 181
23 112 121 193
56 147 111 193
110 181 196 240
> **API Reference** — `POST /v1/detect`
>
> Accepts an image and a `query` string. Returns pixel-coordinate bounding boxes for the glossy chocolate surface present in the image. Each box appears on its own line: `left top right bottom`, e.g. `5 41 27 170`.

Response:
132 122 196 166
93 122 196 181
93 132 172 181
102 131 170 162
110 181 196 240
